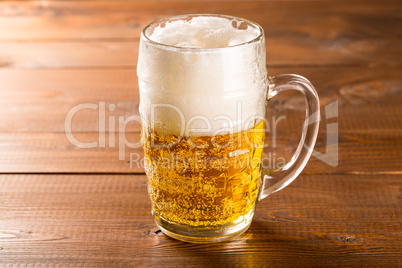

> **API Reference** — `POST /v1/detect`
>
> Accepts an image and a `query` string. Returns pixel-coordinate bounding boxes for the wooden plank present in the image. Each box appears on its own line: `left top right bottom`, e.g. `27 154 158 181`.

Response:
0 132 143 173
0 42 139 68
0 174 400 266
0 0 400 40
0 1 401 67
0 66 401 133
1 38 401 68
0 129 401 174
0 66 401 174
0 69 139 132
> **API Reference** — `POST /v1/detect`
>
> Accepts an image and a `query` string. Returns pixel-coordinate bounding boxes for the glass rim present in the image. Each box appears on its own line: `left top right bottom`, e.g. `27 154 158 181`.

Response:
141 14 264 51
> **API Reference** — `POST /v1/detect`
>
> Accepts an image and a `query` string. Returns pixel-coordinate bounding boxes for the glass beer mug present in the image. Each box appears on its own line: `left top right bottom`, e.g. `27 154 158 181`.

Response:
137 14 320 242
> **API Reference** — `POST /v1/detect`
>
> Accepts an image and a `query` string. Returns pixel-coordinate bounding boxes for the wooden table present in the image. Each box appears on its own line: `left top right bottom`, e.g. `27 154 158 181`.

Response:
0 1 401 266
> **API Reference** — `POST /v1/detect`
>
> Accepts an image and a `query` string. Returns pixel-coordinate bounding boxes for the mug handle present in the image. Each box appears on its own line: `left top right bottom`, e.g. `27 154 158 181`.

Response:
259 74 320 200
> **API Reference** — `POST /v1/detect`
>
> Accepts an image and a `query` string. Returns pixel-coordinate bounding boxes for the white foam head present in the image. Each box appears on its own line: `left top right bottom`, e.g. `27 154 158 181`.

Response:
150 16 261 48
137 15 267 136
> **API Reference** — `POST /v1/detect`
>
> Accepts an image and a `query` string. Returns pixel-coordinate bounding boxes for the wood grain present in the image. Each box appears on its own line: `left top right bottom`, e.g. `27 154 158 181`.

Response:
0 1 401 67
0 0 400 40
1 37 401 68
0 69 139 133
0 129 401 174
1 66 401 132
0 174 400 267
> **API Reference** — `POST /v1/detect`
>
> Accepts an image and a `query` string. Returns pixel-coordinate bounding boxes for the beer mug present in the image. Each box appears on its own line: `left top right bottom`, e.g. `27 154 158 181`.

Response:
137 14 320 242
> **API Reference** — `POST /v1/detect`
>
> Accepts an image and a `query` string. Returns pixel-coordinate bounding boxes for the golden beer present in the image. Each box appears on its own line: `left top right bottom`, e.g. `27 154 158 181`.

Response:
142 120 265 227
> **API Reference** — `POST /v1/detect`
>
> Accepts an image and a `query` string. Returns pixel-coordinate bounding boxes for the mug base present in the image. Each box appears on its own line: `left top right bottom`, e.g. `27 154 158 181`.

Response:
154 209 254 243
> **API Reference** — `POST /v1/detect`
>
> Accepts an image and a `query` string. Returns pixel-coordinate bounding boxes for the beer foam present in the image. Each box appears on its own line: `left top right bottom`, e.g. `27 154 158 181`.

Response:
149 16 261 48
138 15 268 136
